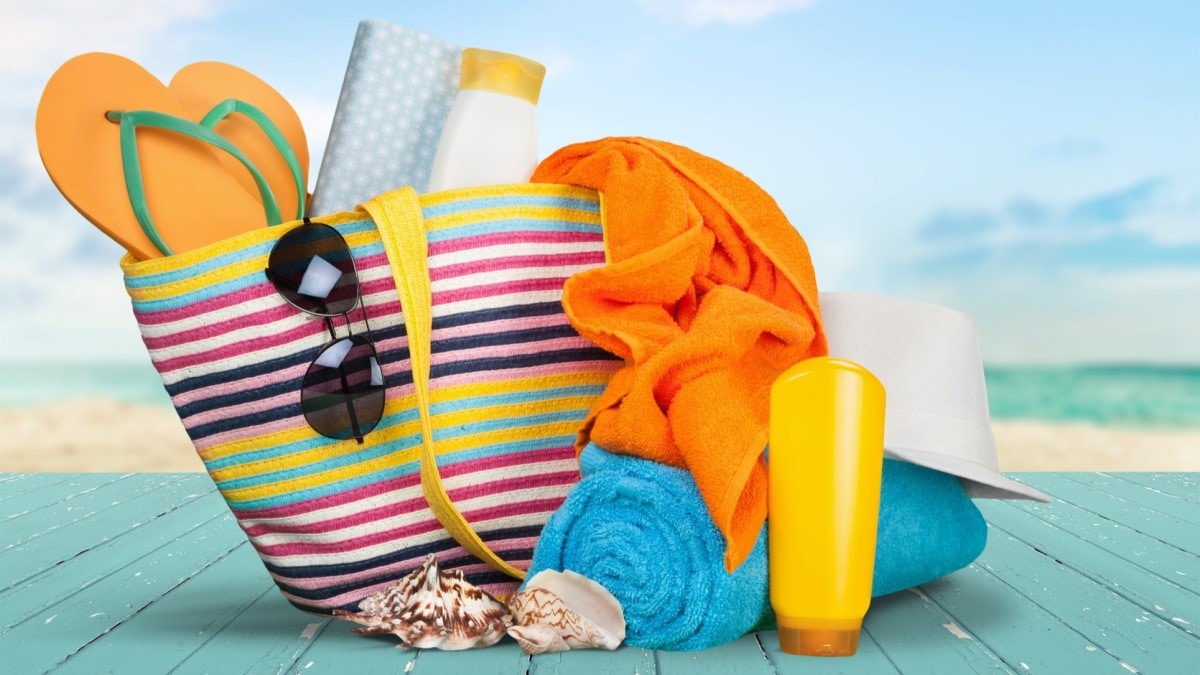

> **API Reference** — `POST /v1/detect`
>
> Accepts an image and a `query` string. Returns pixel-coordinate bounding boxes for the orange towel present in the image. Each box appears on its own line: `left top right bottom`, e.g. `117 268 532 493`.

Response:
532 137 827 571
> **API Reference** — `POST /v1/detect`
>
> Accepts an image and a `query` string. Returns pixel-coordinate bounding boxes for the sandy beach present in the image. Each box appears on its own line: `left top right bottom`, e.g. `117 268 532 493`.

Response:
0 398 1197 473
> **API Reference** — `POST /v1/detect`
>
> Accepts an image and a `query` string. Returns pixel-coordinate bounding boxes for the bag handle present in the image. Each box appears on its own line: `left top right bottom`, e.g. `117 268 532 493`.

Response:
362 188 526 581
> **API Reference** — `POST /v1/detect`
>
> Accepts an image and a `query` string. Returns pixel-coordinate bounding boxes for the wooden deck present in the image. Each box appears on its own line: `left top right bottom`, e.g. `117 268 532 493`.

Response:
1 472 1196 673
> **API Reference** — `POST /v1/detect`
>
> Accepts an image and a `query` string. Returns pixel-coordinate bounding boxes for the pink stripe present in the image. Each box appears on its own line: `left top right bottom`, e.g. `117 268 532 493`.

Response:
135 283 276 326
192 381 417 450
178 336 412 430
154 297 403 374
173 349 413 411
271 538 539 592
252 497 564 558
143 284 399 352
232 473 421 520
428 230 602 257
132 253 392 328
432 277 569 306
438 445 576 480
229 446 576 522
429 311 571 343
429 359 620 389
241 493 431 537
241 471 575 539
282 568 528 610
429 336 594 368
429 251 604 282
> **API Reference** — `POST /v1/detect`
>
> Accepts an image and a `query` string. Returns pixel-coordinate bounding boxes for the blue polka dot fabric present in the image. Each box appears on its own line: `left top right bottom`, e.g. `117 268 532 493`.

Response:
311 20 461 215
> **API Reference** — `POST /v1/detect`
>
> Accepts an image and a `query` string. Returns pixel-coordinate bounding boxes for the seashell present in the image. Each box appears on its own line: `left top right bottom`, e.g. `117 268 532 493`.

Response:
506 570 625 654
332 554 512 650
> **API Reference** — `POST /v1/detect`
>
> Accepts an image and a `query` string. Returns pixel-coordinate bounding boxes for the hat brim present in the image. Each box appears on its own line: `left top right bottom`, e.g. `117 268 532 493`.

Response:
884 445 1052 502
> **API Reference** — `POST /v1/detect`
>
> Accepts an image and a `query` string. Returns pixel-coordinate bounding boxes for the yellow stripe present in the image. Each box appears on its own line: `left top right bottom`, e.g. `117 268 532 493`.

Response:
423 205 601 232
217 443 422 503
433 419 585 457
121 209 365 278
199 392 420 462
429 396 598 430
206 417 424 483
127 228 384 300
428 370 614 404
417 183 599 209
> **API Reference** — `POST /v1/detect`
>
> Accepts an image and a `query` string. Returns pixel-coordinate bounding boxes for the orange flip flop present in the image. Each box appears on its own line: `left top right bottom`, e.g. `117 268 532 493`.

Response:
36 53 282 260
171 62 309 222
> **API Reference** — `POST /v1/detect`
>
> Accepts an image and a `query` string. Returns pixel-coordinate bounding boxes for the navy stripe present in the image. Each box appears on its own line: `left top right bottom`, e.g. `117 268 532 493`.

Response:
264 524 545 597
429 347 618 380
431 301 564 330
430 323 585 354
164 323 409 398
278 546 537 603
172 324 595 415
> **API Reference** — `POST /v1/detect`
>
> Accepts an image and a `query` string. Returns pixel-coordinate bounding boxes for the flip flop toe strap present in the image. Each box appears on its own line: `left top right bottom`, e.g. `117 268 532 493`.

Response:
108 109 283 257
199 98 307 221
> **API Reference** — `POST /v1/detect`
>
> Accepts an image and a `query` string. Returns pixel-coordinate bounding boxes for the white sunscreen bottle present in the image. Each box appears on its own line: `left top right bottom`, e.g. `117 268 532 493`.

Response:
427 48 546 192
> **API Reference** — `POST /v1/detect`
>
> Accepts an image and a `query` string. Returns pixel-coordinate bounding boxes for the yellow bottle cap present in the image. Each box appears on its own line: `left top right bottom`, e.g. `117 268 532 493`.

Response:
459 48 546 105
777 626 861 657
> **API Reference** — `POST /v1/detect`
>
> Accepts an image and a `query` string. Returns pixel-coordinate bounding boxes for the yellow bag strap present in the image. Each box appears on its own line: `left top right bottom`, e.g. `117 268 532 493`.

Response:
362 187 525 580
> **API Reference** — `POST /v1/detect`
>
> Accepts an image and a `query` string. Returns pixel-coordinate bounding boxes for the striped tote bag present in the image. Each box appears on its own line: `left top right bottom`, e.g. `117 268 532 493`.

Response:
120 184 619 613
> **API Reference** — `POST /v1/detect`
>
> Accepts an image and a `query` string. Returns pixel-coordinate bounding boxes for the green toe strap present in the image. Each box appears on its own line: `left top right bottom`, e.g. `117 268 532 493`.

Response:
108 109 284 257
199 98 307 221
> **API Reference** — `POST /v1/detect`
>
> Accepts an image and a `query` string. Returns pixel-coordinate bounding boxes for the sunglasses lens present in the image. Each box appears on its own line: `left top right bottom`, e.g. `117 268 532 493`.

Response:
301 335 386 441
268 222 359 316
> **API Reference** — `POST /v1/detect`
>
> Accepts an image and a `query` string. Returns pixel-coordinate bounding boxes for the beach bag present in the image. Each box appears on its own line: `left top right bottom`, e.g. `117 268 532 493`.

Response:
120 184 618 613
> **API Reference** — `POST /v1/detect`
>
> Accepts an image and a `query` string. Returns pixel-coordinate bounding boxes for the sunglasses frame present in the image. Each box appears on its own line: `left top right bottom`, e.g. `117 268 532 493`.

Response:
266 218 385 444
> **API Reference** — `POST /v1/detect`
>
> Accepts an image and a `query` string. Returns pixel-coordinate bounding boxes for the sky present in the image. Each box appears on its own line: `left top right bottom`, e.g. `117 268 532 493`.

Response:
0 0 1197 365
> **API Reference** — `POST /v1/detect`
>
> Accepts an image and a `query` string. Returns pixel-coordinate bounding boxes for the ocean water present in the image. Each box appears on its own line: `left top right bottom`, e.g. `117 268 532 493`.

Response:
1 361 1197 429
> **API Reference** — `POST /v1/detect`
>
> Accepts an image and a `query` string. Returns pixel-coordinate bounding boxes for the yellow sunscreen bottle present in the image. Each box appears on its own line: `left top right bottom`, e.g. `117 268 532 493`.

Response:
769 357 886 657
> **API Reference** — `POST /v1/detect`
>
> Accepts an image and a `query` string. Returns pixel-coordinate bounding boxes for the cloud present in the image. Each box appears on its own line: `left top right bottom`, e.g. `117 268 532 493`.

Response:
1067 178 1163 227
0 0 226 76
631 0 820 26
916 177 1200 265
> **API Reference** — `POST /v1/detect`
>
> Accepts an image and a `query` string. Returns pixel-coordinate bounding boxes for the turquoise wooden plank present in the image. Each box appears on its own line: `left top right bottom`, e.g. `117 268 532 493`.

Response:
0 473 129 517
759 629 900 674
1013 474 1200 554
975 523 1198 673
410 640 530 674
168 588 331 675
1 495 229 631
1006 488 1200 596
1060 472 1200 530
979 501 1198 637
656 633 775 674
285 620 418 673
1108 473 1200 507
1125 472 1200 501
0 475 216 591
0 473 82 502
920 562 1159 673
0 513 244 673
2 473 188 549
860 586 1013 673
0 473 28 483
52 543 274 674
529 644 658 674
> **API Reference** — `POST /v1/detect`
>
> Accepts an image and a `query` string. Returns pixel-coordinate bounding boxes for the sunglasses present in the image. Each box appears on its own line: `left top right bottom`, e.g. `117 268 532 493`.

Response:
266 219 385 443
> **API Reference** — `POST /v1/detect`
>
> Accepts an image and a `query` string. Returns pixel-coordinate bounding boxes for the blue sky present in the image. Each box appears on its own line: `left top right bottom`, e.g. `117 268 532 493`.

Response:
0 0 1197 363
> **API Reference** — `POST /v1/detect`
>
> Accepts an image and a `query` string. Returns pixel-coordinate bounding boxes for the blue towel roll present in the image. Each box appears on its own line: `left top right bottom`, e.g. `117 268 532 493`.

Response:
526 444 987 651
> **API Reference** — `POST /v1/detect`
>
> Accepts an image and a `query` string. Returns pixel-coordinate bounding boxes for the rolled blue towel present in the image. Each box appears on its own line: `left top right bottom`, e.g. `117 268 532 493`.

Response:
526 444 987 651
527 444 769 651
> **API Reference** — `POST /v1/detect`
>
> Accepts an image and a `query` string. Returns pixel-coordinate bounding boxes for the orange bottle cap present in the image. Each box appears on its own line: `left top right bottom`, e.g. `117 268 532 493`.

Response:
777 626 861 657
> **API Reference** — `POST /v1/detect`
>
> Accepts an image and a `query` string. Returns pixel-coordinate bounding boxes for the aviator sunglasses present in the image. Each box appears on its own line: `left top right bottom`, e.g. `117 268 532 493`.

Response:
266 219 386 443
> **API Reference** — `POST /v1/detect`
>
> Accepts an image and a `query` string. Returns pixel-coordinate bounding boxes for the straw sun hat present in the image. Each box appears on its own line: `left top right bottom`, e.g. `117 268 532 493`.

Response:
819 292 1051 502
